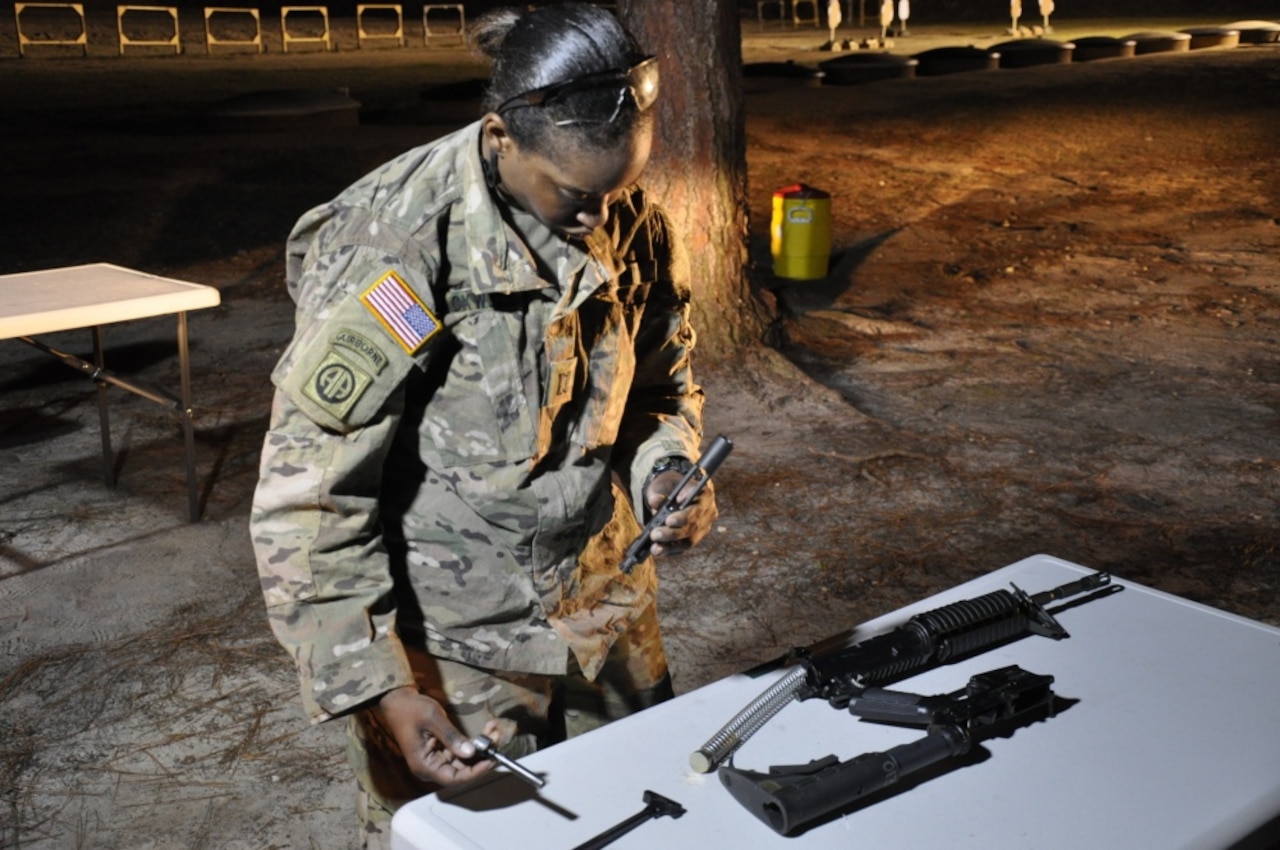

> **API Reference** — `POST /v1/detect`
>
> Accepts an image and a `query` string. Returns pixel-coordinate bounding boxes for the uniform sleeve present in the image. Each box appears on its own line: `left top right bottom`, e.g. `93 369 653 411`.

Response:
615 197 706 516
251 390 413 723
251 211 447 723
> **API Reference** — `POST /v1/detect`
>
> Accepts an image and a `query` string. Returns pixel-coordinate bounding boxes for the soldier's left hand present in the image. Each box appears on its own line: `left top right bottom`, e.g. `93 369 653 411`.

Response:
643 471 717 558
377 687 498 787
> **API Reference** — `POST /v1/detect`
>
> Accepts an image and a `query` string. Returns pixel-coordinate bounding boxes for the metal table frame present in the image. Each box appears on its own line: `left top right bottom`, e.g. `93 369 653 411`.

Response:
0 263 221 521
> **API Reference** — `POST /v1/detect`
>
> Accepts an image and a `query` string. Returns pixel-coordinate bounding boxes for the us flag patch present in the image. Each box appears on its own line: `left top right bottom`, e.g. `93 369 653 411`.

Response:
360 270 441 354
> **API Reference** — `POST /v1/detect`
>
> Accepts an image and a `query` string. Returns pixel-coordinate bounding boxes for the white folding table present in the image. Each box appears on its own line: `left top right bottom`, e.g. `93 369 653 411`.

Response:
0 263 221 521
391 554 1280 850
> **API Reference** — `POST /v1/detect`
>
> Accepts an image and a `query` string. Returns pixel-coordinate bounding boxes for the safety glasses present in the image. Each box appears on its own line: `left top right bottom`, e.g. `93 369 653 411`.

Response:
496 56 660 127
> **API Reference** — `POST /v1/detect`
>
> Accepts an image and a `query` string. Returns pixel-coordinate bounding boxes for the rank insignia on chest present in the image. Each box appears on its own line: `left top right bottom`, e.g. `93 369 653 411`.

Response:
360 270 442 355
545 356 578 408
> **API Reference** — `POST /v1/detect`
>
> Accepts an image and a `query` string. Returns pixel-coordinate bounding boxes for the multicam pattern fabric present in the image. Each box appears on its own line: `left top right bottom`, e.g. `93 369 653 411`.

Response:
250 120 704 724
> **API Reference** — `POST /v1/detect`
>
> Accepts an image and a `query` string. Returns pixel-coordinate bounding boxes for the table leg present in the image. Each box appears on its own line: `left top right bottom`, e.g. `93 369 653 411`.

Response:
92 325 116 488
176 311 200 522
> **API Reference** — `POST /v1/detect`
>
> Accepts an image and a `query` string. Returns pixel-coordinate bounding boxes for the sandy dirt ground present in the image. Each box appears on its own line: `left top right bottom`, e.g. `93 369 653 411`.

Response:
0 10 1277 849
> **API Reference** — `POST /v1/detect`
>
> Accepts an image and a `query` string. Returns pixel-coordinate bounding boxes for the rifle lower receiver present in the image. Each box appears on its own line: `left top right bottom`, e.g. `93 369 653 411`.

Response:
719 665 1056 835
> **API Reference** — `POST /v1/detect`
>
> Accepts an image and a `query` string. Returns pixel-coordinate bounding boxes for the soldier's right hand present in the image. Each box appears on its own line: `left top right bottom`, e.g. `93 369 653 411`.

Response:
377 686 496 786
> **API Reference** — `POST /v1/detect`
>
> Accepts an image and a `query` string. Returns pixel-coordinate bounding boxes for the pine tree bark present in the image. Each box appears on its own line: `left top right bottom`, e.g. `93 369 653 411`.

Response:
618 0 768 361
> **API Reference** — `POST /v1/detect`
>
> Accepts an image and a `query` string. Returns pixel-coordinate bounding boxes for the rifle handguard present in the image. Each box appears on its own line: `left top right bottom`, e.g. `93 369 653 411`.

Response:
689 571 1115 772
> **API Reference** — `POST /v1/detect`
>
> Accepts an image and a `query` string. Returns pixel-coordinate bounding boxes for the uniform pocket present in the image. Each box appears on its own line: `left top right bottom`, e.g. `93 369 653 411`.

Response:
424 311 537 466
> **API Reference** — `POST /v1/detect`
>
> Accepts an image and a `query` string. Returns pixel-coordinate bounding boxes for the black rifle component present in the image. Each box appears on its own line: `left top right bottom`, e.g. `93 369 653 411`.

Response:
469 736 545 788
571 789 686 850
620 435 733 574
718 665 1056 835
690 571 1115 772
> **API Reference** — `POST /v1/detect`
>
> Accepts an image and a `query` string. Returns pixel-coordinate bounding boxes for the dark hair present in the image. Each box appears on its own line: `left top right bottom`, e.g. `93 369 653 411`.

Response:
470 3 651 154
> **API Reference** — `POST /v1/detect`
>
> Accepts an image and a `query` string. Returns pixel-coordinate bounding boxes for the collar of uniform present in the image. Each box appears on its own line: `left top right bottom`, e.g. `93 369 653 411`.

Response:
460 123 533 296
461 123 615 299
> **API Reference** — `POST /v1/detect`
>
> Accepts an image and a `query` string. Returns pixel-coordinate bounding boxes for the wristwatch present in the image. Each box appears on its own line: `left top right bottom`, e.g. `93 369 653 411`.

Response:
642 456 693 507
648 455 693 481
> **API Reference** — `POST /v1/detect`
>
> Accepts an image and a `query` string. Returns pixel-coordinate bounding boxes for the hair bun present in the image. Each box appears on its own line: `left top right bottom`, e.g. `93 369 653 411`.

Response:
469 7 523 59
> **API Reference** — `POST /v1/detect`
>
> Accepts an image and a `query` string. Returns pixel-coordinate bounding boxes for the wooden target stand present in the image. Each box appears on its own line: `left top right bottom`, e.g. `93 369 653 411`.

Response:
356 3 404 49
280 5 331 52
14 2 88 56
116 5 181 55
203 6 263 54
422 3 464 47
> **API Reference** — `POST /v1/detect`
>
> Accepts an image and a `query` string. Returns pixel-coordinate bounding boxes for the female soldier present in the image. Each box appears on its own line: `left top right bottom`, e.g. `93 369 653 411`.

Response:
250 3 717 844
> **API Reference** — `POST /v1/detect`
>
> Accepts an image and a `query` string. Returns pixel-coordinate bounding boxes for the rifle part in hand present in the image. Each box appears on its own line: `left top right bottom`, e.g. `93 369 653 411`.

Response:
620 434 733 574
719 665 1057 835
470 736 545 788
690 570 1119 772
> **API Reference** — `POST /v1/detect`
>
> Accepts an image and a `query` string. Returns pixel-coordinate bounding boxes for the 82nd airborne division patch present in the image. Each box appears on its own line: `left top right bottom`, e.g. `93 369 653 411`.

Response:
302 348 372 421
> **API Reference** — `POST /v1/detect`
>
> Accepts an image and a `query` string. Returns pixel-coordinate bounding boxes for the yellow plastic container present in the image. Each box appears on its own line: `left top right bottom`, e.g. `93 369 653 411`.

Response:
771 183 832 280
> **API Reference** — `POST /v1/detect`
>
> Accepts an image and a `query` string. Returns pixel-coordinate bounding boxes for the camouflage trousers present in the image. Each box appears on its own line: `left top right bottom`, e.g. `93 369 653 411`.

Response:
347 601 672 849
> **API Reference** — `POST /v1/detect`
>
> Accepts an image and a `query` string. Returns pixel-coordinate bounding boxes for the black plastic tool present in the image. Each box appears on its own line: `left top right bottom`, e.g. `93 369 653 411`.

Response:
570 789 686 850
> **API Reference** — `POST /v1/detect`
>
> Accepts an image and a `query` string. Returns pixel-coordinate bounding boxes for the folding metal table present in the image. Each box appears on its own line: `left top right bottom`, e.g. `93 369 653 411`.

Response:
0 263 222 521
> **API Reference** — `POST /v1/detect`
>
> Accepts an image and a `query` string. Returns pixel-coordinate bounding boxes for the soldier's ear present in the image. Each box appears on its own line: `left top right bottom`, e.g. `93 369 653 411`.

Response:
480 114 514 158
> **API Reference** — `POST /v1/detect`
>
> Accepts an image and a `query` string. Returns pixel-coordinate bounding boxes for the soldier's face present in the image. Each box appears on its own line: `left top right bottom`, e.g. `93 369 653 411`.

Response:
497 126 653 239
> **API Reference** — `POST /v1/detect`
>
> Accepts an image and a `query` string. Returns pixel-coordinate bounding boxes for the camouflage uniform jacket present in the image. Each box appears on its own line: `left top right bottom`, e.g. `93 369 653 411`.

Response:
250 121 705 724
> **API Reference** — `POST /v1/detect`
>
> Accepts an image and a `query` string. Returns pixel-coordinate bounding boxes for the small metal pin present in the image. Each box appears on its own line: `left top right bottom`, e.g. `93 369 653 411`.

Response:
470 736 546 788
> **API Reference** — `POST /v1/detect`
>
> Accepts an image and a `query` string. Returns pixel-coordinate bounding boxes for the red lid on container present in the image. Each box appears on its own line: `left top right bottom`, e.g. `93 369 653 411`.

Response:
773 183 830 199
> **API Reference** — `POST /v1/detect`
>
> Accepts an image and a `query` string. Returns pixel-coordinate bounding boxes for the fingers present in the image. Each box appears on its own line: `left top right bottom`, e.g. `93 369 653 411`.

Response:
406 733 490 785
646 481 717 558
377 688 494 787
644 469 685 511
484 716 518 745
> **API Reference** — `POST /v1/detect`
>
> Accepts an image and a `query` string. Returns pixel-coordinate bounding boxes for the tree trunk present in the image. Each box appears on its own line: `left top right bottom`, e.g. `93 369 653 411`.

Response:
618 0 768 362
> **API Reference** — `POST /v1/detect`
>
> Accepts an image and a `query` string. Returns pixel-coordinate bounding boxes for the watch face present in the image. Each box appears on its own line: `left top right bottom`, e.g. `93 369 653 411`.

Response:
651 456 693 478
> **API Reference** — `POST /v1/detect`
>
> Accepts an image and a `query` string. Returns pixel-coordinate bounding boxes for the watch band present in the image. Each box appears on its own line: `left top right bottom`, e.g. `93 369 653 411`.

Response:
642 456 694 517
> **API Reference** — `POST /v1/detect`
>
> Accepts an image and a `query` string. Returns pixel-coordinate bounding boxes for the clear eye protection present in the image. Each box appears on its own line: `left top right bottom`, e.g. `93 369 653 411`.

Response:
496 56 660 127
